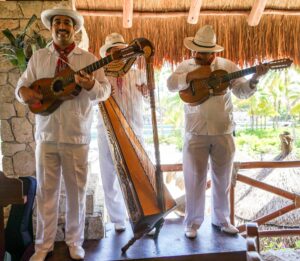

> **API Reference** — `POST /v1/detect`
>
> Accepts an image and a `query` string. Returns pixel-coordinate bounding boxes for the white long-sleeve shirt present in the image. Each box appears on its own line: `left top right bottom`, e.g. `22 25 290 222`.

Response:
110 68 147 136
98 68 147 137
15 44 111 144
167 57 256 135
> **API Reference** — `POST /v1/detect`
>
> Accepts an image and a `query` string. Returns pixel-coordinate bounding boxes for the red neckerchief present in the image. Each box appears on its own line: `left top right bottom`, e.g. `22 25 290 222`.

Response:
116 77 123 94
53 42 76 74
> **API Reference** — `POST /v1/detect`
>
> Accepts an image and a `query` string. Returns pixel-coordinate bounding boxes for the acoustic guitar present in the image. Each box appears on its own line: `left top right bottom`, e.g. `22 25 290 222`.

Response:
179 58 293 106
28 39 146 116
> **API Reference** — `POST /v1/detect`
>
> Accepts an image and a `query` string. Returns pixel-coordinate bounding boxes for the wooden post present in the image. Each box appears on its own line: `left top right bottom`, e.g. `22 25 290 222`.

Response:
246 222 260 256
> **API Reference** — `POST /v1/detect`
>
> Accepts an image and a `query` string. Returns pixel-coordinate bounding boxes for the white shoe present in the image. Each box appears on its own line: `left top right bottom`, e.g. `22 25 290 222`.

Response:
114 223 126 232
147 228 156 236
220 224 239 235
184 227 197 239
69 246 85 260
29 249 52 261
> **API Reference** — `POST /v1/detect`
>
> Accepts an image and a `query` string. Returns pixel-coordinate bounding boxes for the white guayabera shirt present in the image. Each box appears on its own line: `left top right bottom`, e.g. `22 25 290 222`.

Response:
100 68 147 140
167 57 256 136
15 44 111 144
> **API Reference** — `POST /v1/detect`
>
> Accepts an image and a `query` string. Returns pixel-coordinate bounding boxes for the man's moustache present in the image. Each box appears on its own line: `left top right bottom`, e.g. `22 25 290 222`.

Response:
195 58 213 65
57 30 69 33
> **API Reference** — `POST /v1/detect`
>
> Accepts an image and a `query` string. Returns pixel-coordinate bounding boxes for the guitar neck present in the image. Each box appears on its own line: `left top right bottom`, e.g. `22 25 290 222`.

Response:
222 66 258 82
64 55 114 84
63 44 143 85
79 55 114 74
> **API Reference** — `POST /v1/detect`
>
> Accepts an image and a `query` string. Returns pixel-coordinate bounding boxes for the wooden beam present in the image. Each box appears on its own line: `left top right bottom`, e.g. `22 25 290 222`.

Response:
237 161 300 169
259 229 300 237
161 160 300 172
78 9 300 18
236 174 296 201
247 0 268 26
238 203 295 232
123 0 133 28
187 0 202 24
161 164 182 172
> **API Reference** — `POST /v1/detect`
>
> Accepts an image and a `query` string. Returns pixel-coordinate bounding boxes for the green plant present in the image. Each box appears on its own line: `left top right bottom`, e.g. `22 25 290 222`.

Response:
0 14 47 72
295 240 300 249
261 237 286 251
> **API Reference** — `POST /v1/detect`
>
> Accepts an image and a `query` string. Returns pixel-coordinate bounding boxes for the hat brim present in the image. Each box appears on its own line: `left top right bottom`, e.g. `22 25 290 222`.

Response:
41 9 84 33
184 37 224 53
99 43 128 58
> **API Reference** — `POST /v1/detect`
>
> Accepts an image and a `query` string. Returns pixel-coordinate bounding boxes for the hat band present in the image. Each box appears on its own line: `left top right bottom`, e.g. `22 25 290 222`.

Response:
109 41 126 45
192 40 216 48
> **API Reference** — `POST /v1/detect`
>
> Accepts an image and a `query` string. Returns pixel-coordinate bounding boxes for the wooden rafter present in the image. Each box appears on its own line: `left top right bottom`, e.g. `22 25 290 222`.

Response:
187 0 202 24
247 0 268 26
123 0 133 28
71 0 76 10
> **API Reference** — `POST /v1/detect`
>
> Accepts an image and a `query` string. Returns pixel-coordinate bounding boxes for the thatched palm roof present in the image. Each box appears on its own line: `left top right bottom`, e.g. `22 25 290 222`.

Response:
75 0 300 67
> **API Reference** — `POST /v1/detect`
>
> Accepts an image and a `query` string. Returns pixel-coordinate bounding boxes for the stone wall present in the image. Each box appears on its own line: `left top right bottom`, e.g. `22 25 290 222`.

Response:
0 0 104 240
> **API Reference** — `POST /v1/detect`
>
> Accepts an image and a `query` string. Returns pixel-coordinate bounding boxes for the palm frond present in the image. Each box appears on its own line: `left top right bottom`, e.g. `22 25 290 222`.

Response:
16 14 38 44
2 29 16 46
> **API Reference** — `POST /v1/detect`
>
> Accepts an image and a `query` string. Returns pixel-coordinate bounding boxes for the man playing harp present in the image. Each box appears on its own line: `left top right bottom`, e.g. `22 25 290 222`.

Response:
97 35 176 252
97 33 148 232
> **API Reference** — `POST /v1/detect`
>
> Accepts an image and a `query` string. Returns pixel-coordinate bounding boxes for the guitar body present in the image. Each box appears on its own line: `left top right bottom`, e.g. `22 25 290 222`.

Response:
178 58 293 106
26 38 152 116
179 69 230 106
29 67 82 115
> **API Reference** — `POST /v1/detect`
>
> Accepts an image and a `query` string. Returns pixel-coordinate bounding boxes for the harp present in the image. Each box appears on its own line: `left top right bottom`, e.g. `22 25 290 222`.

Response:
98 38 176 252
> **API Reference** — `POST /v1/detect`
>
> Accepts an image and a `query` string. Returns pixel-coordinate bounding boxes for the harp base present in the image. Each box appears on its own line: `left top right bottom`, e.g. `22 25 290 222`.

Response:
121 218 165 252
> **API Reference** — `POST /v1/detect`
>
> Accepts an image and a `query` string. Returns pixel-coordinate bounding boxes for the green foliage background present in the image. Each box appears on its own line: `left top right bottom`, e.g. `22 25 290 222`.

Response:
156 64 300 158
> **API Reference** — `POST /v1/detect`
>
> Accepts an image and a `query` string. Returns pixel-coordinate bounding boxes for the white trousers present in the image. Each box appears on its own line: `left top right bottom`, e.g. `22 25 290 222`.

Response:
183 133 235 229
97 117 127 225
35 142 89 251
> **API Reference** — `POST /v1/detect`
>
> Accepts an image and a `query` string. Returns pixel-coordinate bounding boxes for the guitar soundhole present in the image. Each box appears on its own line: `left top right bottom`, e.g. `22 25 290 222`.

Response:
52 79 64 93
208 76 219 88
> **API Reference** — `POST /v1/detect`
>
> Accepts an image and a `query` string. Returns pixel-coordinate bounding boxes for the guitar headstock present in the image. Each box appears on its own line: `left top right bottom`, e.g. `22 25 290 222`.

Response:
129 38 155 59
111 43 143 61
268 58 293 70
110 38 154 61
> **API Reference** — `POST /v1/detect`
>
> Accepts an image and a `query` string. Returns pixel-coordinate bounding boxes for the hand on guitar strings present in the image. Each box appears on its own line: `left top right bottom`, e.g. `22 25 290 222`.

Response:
252 63 270 81
249 63 270 89
18 86 43 105
75 70 95 91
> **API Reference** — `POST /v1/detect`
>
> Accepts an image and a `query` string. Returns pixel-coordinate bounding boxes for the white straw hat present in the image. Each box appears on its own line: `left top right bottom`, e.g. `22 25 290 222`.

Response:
41 7 84 33
99 33 128 58
184 25 224 53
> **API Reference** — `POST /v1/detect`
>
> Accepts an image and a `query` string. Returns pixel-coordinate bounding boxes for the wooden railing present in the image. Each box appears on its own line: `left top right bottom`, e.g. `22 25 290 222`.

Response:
161 160 300 243
231 161 300 237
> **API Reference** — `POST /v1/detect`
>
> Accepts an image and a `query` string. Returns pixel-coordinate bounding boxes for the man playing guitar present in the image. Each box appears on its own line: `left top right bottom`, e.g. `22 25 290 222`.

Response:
167 25 269 239
15 7 111 261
